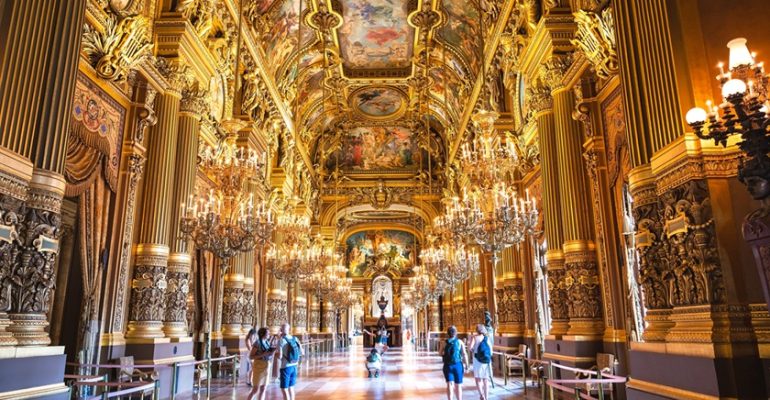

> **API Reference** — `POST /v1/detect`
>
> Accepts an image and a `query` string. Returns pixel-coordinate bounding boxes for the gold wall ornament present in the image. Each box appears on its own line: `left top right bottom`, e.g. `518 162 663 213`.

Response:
81 14 151 82
542 52 574 91
526 81 553 117
572 8 618 80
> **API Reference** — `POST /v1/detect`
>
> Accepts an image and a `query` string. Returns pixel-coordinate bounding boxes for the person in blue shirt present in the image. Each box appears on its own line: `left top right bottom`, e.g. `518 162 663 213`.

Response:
277 323 304 400
438 325 469 400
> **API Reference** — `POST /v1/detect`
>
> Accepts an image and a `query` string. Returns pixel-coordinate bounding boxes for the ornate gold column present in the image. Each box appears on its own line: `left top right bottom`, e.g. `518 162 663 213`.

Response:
100 75 157 352
500 247 525 338
441 292 453 329
293 287 307 334
548 54 604 339
242 277 255 333
0 0 86 346
309 294 320 333
469 268 486 328
529 79 569 335
429 299 440 332
221 268 245 339
266 276 286 333
452 280 467 331
163 87 205 339
321 300 335 334
126 59 186 341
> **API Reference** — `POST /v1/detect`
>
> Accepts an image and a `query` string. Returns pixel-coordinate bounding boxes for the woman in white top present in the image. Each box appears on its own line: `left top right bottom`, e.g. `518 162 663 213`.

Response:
469 324 491 400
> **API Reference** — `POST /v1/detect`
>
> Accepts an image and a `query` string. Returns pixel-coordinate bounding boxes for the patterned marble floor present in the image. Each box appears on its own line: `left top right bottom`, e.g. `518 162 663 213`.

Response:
180 345 542 399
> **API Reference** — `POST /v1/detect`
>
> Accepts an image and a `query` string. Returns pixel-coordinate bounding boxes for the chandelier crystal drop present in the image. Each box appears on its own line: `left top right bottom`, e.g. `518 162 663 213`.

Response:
179 126 272 265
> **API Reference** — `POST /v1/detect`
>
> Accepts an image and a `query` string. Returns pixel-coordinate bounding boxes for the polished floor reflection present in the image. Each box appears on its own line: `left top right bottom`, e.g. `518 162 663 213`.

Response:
182 345 540 399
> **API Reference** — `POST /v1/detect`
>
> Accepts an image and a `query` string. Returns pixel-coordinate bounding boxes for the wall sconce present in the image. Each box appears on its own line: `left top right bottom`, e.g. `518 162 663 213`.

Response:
686 38 770 200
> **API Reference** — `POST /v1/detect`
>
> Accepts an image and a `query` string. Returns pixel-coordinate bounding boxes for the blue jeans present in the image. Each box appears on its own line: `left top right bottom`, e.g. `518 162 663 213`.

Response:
280 365 297 389
443 362 464 384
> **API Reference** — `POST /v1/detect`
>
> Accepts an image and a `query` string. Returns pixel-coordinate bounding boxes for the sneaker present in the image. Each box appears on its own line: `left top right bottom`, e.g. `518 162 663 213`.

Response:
368 371 373 378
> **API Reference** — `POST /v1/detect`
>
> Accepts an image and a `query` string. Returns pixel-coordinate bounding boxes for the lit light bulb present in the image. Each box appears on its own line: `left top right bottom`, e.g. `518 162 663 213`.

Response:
727 38 754 69
722 78 747 98
686 107 708 125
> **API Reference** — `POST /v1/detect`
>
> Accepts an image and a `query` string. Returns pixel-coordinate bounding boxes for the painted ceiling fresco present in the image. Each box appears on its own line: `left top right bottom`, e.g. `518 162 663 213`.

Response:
351 87 406 118
346 230 416 277
334 126 420 170
263 0 316 80
438 0 482 76
338 0 415 70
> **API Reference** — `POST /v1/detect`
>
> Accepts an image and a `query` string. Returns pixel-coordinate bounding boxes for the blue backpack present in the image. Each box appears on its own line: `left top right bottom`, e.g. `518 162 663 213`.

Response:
284 337 301 364
443 338 462 365
475 337 492 363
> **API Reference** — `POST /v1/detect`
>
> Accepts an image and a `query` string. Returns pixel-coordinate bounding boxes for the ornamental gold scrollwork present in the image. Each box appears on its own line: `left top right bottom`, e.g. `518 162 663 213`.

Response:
293 302 307 329
0 194 24 313
81 13 151 82
164 269 190 324
242 289 255 325
547 267 569 321
572 8 618 80
222 286 244 325
128 265 167 322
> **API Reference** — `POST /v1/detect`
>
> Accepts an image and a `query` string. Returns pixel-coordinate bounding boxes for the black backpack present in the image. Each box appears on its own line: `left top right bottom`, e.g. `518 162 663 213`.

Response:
475 337 492 363
284 337 301 363
443 338 462 365
366 353 378 363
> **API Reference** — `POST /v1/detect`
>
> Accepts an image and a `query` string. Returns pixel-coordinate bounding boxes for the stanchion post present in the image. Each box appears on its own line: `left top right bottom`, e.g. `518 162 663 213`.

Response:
207 357 212 397
154 379 161 400
171 362 179 400
598 370 604 400
548 363 555 400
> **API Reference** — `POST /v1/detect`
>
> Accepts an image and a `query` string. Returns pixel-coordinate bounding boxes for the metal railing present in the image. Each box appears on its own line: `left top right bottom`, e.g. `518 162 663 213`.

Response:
80 381 159 399
544 363 626 400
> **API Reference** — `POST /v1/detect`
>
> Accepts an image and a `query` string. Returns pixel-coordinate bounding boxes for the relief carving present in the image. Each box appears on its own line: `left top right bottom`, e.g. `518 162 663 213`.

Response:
222 286 244 325
81 12 151 82
164 269 190 324
128 265 167 322
547 268 569 321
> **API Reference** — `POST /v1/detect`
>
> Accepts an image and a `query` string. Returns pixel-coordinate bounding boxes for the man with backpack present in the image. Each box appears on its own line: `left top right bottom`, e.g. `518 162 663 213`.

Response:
469 324 492 400
439 325 468 400
278 323 304 400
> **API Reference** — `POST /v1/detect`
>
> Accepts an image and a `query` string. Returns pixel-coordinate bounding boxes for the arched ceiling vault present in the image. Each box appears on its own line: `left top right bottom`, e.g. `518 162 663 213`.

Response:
243 0 516 232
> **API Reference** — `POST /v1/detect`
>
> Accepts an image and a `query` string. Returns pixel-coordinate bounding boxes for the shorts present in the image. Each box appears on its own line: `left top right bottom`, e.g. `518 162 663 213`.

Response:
443 362 464 384
472 358 491 379
366 361 382 371
279 365 297 389
252 359 272 386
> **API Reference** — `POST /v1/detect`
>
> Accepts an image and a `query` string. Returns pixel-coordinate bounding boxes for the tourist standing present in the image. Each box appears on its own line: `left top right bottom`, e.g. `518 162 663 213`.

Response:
439 325 468 400
278 323 304 400
245 328 257 386
247 328 279 400
469 324 492 400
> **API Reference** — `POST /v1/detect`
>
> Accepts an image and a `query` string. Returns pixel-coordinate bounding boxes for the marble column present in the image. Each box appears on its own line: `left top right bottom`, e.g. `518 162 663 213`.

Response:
126 62 185 340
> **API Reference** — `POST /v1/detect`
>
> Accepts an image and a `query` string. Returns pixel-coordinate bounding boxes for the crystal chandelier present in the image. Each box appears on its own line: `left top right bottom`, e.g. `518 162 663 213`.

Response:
686 37 770 200
180 124 271 265
435 185 538 257
420 238 480 290
460 111 536 186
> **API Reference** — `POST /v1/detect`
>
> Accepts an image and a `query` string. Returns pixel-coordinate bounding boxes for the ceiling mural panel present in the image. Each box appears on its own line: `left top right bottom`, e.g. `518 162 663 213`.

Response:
334 126 420 170
254 0 278 13
338 0 415 70
346 229 416 277
264 0 316 80
438 0 481 76
350 86 406 119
